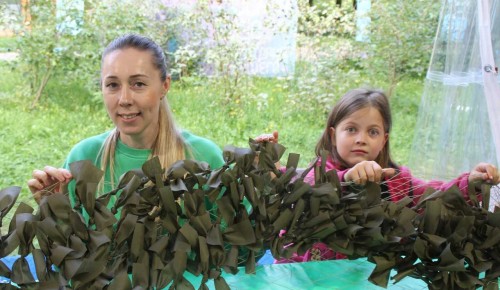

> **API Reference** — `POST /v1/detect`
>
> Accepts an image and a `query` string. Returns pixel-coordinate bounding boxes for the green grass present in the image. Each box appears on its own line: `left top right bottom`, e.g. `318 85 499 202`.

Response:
0 61 423 212
0 36 16 52
169 77 326 168
388 79 423 165
0 63 111 209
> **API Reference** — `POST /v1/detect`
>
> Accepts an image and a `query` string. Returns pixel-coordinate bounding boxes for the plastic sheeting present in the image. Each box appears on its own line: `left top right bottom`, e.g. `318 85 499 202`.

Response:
184 259 427 289
409 0 500 188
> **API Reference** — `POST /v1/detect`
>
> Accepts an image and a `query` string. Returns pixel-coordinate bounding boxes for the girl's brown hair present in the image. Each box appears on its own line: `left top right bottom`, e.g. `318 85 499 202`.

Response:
314 88 397 170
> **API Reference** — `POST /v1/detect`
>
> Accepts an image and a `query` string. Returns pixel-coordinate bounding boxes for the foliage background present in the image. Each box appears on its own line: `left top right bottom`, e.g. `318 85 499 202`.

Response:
0 0 439 211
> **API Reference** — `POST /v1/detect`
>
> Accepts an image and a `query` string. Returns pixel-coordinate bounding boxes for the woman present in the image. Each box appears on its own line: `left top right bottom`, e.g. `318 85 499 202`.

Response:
28 34 224 214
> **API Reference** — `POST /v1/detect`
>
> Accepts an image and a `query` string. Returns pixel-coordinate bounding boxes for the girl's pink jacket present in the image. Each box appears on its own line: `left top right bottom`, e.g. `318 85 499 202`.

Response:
275 156 473 263
304 156 472 204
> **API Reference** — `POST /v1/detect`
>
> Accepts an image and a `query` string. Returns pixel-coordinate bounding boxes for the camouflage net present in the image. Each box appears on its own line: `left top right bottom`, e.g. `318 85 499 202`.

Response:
0 140 499 289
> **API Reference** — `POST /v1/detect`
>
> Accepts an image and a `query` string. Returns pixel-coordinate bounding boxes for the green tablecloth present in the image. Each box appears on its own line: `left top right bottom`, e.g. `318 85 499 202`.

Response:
183 259 428 290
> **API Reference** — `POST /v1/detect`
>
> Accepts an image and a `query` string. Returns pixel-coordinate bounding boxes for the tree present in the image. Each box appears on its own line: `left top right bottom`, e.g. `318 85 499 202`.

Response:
364 0 441 96
11 0 154 108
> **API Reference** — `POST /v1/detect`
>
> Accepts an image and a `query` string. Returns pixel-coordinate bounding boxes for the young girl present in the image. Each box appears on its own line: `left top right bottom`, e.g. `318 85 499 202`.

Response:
257 87 499 262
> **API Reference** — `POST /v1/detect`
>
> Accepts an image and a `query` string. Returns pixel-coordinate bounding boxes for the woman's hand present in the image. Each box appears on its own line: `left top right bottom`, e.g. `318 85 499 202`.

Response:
344 161 396 185
468 162 499 185
27 166 72 204
253 130 280 170
254 130 279 144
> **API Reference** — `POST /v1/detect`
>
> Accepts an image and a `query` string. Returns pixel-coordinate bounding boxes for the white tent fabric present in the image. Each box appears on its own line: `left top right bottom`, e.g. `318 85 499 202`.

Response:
409 0 499 180
409 0 500 210
478 0 500 162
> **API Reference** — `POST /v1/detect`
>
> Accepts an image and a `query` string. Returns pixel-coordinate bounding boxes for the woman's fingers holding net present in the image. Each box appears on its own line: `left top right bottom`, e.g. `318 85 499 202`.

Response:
254 130 279 143
28 166 73 203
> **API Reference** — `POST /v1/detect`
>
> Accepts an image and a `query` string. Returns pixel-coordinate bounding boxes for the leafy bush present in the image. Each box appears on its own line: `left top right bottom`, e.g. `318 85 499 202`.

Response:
0 0 429 211
292 0 362 111
291 0 439 108
6 0 159 107
363 0 441 96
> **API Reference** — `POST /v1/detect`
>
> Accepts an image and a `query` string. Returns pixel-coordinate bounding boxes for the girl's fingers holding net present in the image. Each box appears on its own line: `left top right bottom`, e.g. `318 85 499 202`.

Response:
364 164 378 183
382 168 397 179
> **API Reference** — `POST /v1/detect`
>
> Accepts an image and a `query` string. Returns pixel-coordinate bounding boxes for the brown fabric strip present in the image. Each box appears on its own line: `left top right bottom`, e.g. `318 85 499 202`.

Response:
0 141 499 289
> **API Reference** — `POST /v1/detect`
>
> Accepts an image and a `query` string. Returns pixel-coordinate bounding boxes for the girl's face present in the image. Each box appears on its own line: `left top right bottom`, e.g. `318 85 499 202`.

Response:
101 48 170 149
330 107 388 167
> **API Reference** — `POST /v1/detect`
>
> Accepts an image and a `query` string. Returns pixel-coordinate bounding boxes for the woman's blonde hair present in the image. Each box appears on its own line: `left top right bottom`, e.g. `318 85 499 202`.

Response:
99 34 186 189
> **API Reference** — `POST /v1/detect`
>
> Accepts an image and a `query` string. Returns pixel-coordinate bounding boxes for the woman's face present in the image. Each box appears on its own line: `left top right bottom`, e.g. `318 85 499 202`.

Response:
101 48 170 149
331 107 388 167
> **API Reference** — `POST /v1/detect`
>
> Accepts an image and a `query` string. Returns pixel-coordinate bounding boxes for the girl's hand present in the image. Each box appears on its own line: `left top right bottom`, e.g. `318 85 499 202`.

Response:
344 160 396 185
254 130 279 143
468 162 499 185
27 166 72 204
